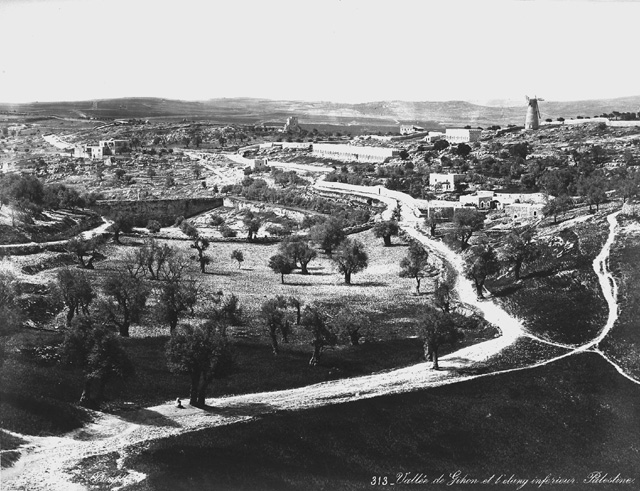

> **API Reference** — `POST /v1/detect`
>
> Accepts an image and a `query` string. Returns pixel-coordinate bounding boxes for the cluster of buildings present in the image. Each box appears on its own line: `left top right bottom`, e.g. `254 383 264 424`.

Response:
425 173 546 221
398 126 482 144
73 139 130 159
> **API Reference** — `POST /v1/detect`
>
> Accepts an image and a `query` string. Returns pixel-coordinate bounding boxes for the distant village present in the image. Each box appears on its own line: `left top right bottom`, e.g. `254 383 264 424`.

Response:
2 108 639 229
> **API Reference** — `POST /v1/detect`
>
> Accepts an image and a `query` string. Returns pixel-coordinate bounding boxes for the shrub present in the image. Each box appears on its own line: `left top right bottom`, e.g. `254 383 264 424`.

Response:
146 220 161 233
209 214 225 227
220 225 237 238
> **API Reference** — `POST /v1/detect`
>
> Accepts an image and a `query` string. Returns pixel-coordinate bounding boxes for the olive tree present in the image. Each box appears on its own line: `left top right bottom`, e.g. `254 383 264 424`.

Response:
99 271 150 337
399 241 436 294
310 218 345 255
231 249 244 269
373 220 399 247
301 306 337 366
60 315 133 408
464 243 500 298
54 268 95 326
332 238 368 285
499 228 540 281
108 212 135 244
280 237 317 274
260 296 293 355
180 221 211 273
268 253 294 284
65 235 107 269
419 308 464 370
166 321 233 407
331 307 371 346
452 208 484 250
133 238 177 280
0 270 24 365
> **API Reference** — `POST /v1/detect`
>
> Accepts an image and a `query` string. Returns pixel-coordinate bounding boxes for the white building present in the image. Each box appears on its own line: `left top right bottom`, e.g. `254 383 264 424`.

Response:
423 131 445 143
429 173 465 191
312 143 400 163
460 191 494 210
504 203 544 221
445 128 482 143
400 125 425 135
99 139 129 155
74 144 103 159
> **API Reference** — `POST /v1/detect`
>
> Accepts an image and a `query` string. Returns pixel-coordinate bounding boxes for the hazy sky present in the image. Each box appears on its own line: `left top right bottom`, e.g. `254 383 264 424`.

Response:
1 0 639 105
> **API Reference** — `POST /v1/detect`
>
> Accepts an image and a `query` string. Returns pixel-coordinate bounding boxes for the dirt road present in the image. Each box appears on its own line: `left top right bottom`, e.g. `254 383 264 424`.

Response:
1 191 633 490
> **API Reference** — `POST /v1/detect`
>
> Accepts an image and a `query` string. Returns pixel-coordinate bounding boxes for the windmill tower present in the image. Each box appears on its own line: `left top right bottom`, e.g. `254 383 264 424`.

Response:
525 96 544 130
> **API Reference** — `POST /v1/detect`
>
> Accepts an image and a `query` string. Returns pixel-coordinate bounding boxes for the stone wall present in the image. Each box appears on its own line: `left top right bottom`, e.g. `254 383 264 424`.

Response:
90 197 223 226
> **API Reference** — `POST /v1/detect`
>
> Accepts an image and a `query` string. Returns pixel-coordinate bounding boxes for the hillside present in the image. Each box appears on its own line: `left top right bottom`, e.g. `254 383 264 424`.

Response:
2 95 639 128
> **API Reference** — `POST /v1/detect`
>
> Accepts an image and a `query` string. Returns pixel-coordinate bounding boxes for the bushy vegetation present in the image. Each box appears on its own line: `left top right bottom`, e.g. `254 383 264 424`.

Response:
0 174 99 213
222 177 371 227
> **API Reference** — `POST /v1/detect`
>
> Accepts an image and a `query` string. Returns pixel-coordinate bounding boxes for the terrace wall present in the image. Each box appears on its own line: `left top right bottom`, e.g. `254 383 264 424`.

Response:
90 197 223 226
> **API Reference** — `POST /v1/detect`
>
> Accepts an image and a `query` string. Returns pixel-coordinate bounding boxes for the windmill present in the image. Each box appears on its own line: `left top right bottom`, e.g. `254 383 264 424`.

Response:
525 96 544 130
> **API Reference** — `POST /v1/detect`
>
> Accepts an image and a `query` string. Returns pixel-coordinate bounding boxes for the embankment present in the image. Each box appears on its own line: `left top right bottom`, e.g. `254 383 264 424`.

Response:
89 197 223 226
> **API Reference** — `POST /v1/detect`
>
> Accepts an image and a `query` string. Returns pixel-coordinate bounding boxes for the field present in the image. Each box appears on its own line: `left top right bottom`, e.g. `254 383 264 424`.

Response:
1 228 499 437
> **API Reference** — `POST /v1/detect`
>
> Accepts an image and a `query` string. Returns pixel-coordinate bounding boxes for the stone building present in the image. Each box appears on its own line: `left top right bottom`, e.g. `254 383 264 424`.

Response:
504 203 544 221
460 191 494 209
283 117 302 133
429 173 465 191
74 144 103 159
312 143 400 163
445 128 482 143
400 125 425 135
423 131 445 143
99 139 129 155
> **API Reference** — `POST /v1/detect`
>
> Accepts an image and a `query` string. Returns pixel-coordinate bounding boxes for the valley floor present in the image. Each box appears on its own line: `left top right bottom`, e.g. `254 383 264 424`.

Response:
2 203 639 491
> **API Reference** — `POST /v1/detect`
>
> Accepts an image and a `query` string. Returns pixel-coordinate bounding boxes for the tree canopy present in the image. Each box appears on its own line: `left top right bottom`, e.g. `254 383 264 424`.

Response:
166 322 233 407
399 241 436 294
373 220 399 247
464 244 500 298
452 209 484 250
310 218 345 255
60 315 133 407
332 238 369 284
268 253 294 284
419 308 464 369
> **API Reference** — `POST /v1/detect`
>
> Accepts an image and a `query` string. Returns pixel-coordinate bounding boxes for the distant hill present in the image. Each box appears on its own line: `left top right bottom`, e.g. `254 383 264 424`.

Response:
1 95 639 128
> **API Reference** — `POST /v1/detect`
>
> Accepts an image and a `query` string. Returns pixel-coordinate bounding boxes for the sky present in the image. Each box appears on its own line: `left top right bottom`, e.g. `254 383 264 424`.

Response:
0 0 639 105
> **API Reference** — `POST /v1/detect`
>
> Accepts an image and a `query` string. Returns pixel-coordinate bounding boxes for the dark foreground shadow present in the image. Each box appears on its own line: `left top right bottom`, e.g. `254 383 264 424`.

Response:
491 283 524 297
115 408 182 427
198 401 274 418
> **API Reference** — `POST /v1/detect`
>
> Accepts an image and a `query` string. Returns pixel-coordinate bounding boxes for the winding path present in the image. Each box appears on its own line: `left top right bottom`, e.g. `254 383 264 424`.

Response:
1 187 635 490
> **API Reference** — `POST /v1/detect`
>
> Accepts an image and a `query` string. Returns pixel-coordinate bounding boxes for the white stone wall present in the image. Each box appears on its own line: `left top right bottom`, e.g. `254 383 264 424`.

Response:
445 128 482 143
312 143 398 163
